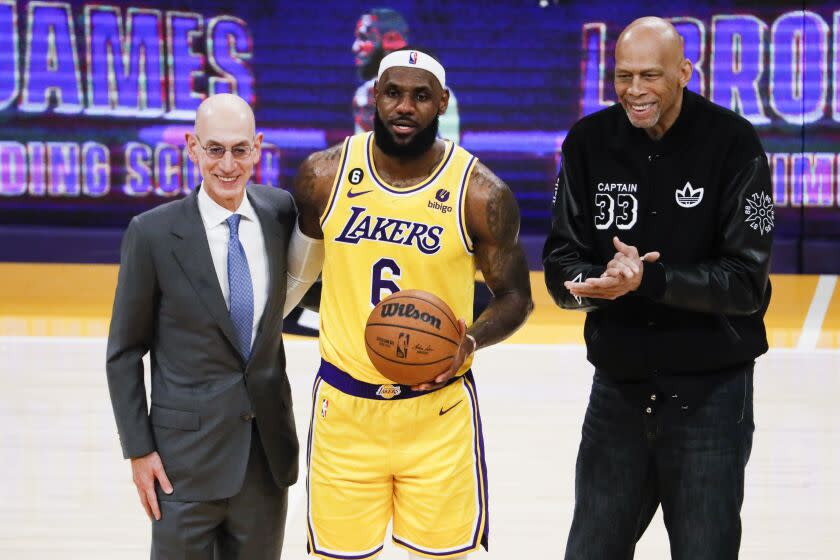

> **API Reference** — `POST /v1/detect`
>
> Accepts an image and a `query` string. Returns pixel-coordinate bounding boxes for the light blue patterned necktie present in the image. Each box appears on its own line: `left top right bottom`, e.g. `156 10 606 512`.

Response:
226 214 254 359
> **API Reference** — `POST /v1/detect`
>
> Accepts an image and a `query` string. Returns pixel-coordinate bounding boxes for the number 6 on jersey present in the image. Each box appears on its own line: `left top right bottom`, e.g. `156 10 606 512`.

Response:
371 257 401 306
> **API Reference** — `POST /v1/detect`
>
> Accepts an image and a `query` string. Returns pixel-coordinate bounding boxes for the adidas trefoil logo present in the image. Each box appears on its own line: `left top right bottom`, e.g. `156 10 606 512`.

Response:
675 182 703 208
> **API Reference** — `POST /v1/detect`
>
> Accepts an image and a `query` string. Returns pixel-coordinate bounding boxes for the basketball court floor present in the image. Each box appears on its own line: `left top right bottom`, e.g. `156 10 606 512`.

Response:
1 264 839 559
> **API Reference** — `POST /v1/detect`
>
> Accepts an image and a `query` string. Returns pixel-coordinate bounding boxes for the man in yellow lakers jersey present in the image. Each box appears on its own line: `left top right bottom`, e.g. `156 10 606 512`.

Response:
291 48 533 560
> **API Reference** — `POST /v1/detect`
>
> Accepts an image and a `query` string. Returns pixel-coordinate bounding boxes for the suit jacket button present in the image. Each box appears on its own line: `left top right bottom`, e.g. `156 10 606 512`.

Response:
241 412 255 421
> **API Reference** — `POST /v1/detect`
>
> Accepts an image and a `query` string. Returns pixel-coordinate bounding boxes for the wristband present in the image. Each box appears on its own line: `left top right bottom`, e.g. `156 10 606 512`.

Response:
465 333 478 354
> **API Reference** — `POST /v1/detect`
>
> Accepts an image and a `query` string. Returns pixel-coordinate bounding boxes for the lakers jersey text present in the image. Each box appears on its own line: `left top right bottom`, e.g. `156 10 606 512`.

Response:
319 132 478 384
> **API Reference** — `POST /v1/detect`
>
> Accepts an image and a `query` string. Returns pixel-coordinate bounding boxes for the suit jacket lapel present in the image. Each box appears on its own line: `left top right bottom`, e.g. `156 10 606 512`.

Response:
249 188 286 357
170 188 242 358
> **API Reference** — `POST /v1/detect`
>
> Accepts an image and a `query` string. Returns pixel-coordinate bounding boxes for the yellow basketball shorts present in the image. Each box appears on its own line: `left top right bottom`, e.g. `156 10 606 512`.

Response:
306 360 489 559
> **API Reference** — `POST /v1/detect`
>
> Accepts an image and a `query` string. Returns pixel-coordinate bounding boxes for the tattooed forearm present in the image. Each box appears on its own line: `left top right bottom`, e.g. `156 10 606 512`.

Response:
465 163 533 349
470 245 532 349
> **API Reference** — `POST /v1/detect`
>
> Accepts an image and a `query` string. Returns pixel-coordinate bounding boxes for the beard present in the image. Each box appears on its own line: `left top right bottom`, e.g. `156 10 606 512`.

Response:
373 110 439 160
623 103 661 130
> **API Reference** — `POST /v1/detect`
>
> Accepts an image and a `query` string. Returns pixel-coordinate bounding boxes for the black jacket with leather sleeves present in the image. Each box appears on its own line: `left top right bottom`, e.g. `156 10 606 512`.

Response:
543 90 773 379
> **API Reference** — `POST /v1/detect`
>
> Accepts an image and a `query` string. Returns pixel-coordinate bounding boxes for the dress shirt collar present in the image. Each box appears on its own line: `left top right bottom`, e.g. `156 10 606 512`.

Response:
197 183 259 230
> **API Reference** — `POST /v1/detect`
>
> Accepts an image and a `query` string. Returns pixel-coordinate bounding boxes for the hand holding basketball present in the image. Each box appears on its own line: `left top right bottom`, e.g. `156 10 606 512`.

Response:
412 318 476 391
365 290 468 386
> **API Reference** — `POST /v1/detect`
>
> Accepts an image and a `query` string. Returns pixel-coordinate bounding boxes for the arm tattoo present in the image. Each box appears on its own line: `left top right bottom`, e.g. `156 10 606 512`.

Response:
485 186 520 249
293 143 343 237
466 164 533 349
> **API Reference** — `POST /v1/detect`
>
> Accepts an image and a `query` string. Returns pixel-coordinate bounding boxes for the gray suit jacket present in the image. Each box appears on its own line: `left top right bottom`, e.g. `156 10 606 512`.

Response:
106 184 299 502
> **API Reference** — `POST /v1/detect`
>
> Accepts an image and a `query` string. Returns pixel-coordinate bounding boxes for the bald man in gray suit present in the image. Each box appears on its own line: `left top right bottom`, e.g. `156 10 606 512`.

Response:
106 94 298 559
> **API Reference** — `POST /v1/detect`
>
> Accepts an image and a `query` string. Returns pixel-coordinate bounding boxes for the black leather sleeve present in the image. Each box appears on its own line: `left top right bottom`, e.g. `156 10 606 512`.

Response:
542 151 608 311
659 155 773 315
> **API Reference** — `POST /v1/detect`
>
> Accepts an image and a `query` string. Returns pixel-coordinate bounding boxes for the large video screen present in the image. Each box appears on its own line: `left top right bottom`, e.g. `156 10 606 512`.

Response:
0 0 837 271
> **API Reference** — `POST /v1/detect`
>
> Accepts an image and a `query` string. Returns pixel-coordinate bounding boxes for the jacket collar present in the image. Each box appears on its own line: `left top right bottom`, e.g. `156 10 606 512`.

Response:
616 88 697 155
169 185 286 365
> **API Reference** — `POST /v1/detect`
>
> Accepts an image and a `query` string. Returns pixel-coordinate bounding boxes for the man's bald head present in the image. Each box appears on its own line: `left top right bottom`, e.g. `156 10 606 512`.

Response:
194 93 256 139
613 17 692 139
616 17 685 66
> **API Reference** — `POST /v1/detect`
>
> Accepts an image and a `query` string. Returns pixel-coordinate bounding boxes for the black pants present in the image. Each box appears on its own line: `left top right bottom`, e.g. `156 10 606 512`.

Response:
151 428 289 560
565 366 754 560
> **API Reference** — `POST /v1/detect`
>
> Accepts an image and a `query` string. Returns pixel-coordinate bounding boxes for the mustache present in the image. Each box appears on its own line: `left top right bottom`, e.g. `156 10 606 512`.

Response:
373 110 439 159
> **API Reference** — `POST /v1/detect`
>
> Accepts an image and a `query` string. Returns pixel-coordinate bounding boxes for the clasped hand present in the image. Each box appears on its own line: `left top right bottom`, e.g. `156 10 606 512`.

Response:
564 237 660 301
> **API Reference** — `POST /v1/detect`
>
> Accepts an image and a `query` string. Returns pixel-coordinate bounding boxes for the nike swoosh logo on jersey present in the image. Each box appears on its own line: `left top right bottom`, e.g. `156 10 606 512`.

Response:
439 400 463 416
347 188 373 198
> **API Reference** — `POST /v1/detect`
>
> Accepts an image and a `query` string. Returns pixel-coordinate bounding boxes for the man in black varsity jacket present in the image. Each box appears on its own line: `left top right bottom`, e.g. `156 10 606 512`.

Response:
543 17 772 560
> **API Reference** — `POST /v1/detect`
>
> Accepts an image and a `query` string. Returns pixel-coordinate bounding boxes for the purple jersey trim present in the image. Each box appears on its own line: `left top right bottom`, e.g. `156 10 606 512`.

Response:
320 137 351 228
365 132 455 195
457 156 477 254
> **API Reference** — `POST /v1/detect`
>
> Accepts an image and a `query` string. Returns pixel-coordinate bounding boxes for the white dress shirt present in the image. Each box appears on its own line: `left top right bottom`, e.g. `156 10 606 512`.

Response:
197 185 269 349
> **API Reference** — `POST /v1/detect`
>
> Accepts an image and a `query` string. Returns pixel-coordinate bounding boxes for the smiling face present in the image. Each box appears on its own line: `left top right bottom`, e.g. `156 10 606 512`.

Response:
614 19 692 139
186 94 262 211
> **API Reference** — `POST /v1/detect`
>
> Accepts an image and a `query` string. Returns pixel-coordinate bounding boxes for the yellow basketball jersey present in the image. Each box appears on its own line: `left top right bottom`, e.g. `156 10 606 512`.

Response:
319 132 478 384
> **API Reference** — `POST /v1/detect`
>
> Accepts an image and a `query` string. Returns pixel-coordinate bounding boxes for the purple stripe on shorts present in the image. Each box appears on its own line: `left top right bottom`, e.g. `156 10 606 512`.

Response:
309 544 384 560
305 376 322 553
392 536 475 557
392 371 489 556
464 371 490 550
306 374 386 559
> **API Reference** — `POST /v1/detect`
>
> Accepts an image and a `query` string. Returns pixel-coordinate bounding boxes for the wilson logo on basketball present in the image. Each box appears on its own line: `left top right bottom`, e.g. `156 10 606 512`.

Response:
379 303 442 330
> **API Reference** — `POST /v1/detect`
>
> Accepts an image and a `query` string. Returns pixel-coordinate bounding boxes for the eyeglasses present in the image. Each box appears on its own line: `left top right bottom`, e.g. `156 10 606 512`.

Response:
195 136 255 160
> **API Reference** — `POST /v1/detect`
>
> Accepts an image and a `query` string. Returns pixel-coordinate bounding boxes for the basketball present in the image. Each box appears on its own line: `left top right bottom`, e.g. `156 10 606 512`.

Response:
365 290 461 385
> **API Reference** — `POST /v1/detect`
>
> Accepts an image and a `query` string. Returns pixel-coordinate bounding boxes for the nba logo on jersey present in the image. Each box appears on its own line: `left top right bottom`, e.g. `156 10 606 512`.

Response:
321 398 329 418
409 51 418 64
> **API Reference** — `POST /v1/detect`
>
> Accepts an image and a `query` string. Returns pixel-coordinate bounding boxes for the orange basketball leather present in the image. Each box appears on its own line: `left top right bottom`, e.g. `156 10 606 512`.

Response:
365 290 460 385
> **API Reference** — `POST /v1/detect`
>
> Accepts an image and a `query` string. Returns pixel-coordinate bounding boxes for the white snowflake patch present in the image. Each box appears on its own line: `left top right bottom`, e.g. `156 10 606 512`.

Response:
744 192 774 236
